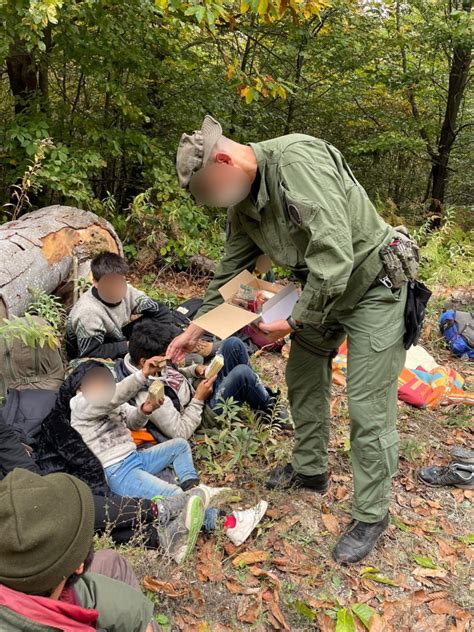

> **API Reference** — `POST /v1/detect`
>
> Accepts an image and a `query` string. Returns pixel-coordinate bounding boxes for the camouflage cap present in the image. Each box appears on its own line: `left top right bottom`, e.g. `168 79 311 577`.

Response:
176 115 223 188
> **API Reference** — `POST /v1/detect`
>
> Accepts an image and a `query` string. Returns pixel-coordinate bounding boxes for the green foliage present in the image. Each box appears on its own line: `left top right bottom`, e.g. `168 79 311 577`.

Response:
193 397 274 476
0 313 60 349
399 437 425 463
416 208 474 286
26 287 66 333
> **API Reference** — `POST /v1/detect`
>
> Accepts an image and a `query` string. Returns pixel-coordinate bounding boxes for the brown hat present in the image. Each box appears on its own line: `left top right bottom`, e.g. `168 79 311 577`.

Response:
0 469 95 594
176 115 223 188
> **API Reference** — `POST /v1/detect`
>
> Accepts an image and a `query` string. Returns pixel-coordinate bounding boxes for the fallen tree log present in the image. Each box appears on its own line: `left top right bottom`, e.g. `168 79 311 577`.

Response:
0 205 122 319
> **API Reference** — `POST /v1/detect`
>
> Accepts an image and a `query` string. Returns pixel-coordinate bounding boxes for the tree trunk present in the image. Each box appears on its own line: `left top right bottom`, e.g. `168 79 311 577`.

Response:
0 206 123 319
6 41 39 115
428 0 472 223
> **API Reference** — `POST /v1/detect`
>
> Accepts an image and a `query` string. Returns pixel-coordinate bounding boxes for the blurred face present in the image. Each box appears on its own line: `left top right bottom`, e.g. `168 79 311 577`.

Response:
189 159 251 208
81 367 116 405
94 274 127 304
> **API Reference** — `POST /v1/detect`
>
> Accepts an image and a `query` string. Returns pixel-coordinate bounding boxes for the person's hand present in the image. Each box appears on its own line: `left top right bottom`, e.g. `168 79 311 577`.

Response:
194 364 206 378
257 319 293 343
194 375 218 402
167 324 204 364
141 396 165 415
142 356 166 378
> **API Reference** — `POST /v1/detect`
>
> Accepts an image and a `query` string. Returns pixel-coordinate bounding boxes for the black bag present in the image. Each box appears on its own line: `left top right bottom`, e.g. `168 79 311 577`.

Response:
171 298 204 329
403 280 432 350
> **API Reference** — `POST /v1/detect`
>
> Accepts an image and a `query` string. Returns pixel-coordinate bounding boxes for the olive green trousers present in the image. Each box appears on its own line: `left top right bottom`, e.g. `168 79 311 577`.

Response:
286 284 407 523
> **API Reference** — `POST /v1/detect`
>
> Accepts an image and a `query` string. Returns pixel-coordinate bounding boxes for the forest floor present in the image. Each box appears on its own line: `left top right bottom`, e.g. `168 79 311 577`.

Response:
107 270 473 632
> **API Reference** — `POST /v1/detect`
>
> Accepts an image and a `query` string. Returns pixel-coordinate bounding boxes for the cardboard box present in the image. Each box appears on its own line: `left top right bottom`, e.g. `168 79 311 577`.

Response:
193 270 299 339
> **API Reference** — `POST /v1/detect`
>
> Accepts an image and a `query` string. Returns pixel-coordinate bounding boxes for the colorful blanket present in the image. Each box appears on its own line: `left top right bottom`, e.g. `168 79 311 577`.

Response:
331 341 473 408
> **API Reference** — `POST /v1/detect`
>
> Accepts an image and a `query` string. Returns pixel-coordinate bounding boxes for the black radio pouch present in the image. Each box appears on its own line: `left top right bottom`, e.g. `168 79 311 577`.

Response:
403 280 432 350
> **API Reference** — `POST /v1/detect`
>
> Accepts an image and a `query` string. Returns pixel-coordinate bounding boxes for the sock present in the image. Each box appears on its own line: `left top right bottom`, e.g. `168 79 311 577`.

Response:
223 514 236 529
181 478 200 491
149 501 159 520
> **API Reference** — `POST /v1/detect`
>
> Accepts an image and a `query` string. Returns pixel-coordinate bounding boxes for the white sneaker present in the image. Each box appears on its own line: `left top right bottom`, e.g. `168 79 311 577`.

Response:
198 484 232 502
225 500 268 546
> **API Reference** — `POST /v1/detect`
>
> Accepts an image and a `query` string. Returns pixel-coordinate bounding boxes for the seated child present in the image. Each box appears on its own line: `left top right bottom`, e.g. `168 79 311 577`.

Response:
70 358 268 562
118 318 289 440
0 469 158 632
66 251 179 360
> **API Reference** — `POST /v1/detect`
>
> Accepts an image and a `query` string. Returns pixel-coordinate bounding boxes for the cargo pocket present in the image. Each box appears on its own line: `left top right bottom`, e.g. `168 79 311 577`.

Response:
379 428 399 477
367 320 405 393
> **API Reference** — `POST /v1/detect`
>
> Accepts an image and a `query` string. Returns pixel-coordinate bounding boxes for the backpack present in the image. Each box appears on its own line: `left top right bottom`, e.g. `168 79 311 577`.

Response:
0 316 64 400
171 298 204 329
439 310 474 359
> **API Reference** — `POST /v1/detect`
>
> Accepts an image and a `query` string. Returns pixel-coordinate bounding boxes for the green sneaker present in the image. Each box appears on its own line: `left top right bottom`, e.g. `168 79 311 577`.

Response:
157 494 205 564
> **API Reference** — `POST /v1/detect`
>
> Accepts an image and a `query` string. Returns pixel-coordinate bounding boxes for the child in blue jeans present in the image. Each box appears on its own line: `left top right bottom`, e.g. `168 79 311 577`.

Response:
118 319 289 441
70 359 267 564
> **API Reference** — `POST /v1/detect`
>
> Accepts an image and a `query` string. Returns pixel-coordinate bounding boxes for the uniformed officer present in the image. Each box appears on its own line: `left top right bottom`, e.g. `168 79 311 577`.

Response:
167 115 408 564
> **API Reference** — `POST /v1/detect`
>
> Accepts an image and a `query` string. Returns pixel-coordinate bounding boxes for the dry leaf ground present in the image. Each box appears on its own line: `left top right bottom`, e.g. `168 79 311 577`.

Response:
99 273 472 631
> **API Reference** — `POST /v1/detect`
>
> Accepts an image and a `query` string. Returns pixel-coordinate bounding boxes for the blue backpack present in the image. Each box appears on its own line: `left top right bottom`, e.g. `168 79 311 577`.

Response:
439 310 474 359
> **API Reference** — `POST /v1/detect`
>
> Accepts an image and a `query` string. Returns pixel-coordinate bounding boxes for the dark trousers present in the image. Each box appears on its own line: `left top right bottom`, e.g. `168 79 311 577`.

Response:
93 494 158 548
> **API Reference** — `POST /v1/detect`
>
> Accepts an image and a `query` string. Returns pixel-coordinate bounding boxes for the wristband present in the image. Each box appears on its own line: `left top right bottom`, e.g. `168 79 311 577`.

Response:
286 317 302 331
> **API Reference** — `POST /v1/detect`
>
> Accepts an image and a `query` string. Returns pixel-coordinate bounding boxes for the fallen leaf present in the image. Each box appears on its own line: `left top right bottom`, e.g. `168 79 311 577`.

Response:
225 579 261 595
360 568 397 586
196 539 224 582
268 600 290 630
413 567 448 579
142 576 188 598
437 539 456 557
412 554 438 569
237 595 261 624
249 565 281 589
411 614 447 632
369 613 392 631
321 513 340 535
232 550 270 567
336 607 357 631
317 611 336 632
182 587 205 619
335 485 349 500
427 598 469 619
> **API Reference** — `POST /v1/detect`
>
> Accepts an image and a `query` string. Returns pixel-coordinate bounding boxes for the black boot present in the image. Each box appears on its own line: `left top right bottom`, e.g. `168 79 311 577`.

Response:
266 463 328 492
332 513 389 565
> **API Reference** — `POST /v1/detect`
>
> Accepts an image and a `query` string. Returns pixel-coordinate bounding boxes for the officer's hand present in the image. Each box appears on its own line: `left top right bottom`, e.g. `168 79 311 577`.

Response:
166 325 204 364
257 319 293 343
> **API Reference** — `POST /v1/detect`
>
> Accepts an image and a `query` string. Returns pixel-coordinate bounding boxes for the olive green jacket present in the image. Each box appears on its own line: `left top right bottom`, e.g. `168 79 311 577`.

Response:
195 134 396 324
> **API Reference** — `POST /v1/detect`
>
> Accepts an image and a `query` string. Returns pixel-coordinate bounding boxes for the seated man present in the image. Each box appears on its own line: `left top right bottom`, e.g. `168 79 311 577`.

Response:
119 318 289 440
0 469 157 632
66 251 179 360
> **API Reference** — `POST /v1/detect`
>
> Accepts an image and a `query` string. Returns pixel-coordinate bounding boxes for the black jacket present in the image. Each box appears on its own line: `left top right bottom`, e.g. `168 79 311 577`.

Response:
0 414 41 480
34 361 109 495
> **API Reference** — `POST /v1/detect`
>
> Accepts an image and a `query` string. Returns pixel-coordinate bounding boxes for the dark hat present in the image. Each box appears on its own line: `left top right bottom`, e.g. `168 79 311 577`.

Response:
176 115 223 188
0 469 94 594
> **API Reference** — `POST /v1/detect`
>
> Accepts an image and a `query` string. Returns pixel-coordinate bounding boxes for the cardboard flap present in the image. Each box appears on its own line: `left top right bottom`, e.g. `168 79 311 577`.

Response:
261 283 299 323
218 270 255 301
193 302 258 339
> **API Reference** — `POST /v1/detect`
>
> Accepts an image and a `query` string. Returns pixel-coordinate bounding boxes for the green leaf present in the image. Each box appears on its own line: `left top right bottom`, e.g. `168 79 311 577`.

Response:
294 600 316 621
360 568 397 586
391 515 410 532
459 533 474 545
351 603 375 629
412 555 438 569
336 607 357 632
